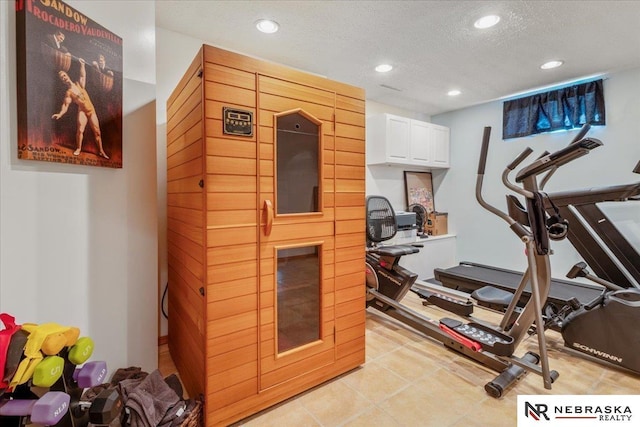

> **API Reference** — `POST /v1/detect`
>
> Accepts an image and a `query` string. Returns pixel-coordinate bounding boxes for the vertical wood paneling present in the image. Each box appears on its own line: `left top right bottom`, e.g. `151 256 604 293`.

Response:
333 90 366 390
166 50 206 401
169 45 366 427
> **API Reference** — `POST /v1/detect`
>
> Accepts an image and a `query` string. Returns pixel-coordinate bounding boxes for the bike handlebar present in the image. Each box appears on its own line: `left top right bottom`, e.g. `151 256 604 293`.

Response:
476 127 517 225
477 126 492 175
507 148 534 171
570 123 592 144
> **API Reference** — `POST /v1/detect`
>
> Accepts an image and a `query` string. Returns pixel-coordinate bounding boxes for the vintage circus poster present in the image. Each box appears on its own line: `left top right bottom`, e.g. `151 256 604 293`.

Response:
16 0 123 168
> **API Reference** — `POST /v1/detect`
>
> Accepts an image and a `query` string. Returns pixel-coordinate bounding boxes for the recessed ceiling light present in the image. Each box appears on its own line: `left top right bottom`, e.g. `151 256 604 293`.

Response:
447 90 461 96
474 15 500 29
375 64 393 73
540 60 564 70
255 19 279 34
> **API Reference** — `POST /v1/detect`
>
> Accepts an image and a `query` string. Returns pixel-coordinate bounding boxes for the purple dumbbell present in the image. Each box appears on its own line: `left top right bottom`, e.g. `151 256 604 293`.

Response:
73 360 107 388
0 391 70 425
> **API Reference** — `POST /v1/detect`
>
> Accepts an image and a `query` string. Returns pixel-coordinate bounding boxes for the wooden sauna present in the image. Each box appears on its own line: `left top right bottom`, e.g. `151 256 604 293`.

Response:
166 45 366 426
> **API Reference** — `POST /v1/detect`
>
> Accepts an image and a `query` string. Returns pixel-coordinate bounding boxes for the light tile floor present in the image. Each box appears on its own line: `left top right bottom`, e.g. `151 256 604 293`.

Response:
161 291 640 426
232 292 640 426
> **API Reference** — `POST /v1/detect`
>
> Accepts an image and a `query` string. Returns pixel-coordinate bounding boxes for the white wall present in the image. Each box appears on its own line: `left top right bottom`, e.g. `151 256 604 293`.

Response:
432 68 640 279
0 1 158 372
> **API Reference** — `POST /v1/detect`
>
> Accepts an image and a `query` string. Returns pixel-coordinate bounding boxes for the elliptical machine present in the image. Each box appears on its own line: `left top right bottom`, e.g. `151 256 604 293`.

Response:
413 124 640 375
509 128 640 374
365 126 603 396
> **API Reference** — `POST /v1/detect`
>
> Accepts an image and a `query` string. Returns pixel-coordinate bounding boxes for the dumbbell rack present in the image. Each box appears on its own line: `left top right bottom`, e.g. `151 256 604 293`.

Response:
1 335 108 427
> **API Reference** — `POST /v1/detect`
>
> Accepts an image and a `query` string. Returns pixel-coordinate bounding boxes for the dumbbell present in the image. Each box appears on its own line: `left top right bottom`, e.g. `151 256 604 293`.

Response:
23 338 96 388
31 355 65 388
73 360 108 388
87 388 124 426
3 355 65 391
67 386 122 427
7 333 94 390
68 337 95 365
0 391 70 426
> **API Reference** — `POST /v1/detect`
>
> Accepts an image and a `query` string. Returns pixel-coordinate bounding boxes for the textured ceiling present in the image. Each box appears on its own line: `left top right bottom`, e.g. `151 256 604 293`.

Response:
156 1 640 116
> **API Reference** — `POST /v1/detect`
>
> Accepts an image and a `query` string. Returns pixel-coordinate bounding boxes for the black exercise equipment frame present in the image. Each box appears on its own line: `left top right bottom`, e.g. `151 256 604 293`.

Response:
365 125 604 397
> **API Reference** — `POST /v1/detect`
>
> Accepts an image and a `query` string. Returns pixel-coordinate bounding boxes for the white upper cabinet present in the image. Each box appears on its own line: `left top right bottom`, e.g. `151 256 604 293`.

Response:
409 119 431 165
385 114 411 163
429 123 450 168
366 113 450 168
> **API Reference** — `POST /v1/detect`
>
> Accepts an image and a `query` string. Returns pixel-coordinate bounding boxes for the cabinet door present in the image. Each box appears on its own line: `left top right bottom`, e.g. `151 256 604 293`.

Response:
385 115 411 162
430 125 450 167
409 120 430 165
258 108 336 390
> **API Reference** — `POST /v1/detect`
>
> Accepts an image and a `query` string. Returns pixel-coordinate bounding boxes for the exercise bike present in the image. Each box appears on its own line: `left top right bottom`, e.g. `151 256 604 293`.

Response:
365 126 603 397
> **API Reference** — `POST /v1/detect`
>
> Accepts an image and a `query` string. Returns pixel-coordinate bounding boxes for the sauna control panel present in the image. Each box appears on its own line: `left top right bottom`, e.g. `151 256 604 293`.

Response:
223 107 253 136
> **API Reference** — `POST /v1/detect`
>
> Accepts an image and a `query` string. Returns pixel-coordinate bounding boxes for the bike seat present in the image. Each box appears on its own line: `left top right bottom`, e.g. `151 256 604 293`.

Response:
373 245 420 257
472 286 514 307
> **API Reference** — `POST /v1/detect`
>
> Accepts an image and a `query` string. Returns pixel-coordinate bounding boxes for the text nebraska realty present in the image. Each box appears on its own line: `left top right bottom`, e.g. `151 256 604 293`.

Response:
526 402 633 422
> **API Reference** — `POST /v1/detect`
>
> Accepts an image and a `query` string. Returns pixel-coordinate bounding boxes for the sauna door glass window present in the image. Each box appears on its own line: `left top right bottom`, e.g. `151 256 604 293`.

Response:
275 111 321 214
277 246 321 353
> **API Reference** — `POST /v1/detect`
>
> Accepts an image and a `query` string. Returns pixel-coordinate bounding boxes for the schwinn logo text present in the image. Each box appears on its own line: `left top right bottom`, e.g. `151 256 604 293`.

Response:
572 342 623 363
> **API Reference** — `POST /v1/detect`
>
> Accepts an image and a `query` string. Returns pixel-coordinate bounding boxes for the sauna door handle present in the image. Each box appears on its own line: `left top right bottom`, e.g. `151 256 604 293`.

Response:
264 200 273 236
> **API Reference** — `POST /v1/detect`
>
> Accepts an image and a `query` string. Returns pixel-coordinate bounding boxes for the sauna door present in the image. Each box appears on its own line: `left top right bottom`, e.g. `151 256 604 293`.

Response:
259 108 335 390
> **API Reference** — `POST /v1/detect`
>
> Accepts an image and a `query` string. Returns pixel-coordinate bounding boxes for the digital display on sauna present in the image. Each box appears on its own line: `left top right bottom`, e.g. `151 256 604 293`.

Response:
223 107 253 136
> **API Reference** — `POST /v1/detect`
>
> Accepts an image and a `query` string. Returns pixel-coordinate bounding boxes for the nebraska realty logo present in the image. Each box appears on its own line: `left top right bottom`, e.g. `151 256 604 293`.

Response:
517 395 638 426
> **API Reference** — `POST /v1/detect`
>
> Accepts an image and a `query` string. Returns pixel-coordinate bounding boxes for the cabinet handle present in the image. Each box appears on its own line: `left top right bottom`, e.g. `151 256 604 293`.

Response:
264 200 273 236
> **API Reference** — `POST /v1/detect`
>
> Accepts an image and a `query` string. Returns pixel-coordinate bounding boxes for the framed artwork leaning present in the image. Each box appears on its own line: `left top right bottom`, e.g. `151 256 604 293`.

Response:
404 171 435 213
16 0 123 168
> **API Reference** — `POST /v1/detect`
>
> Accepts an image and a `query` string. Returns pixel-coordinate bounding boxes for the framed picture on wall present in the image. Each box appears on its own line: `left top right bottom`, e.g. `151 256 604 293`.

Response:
16 0 123 168
404 171 435 213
